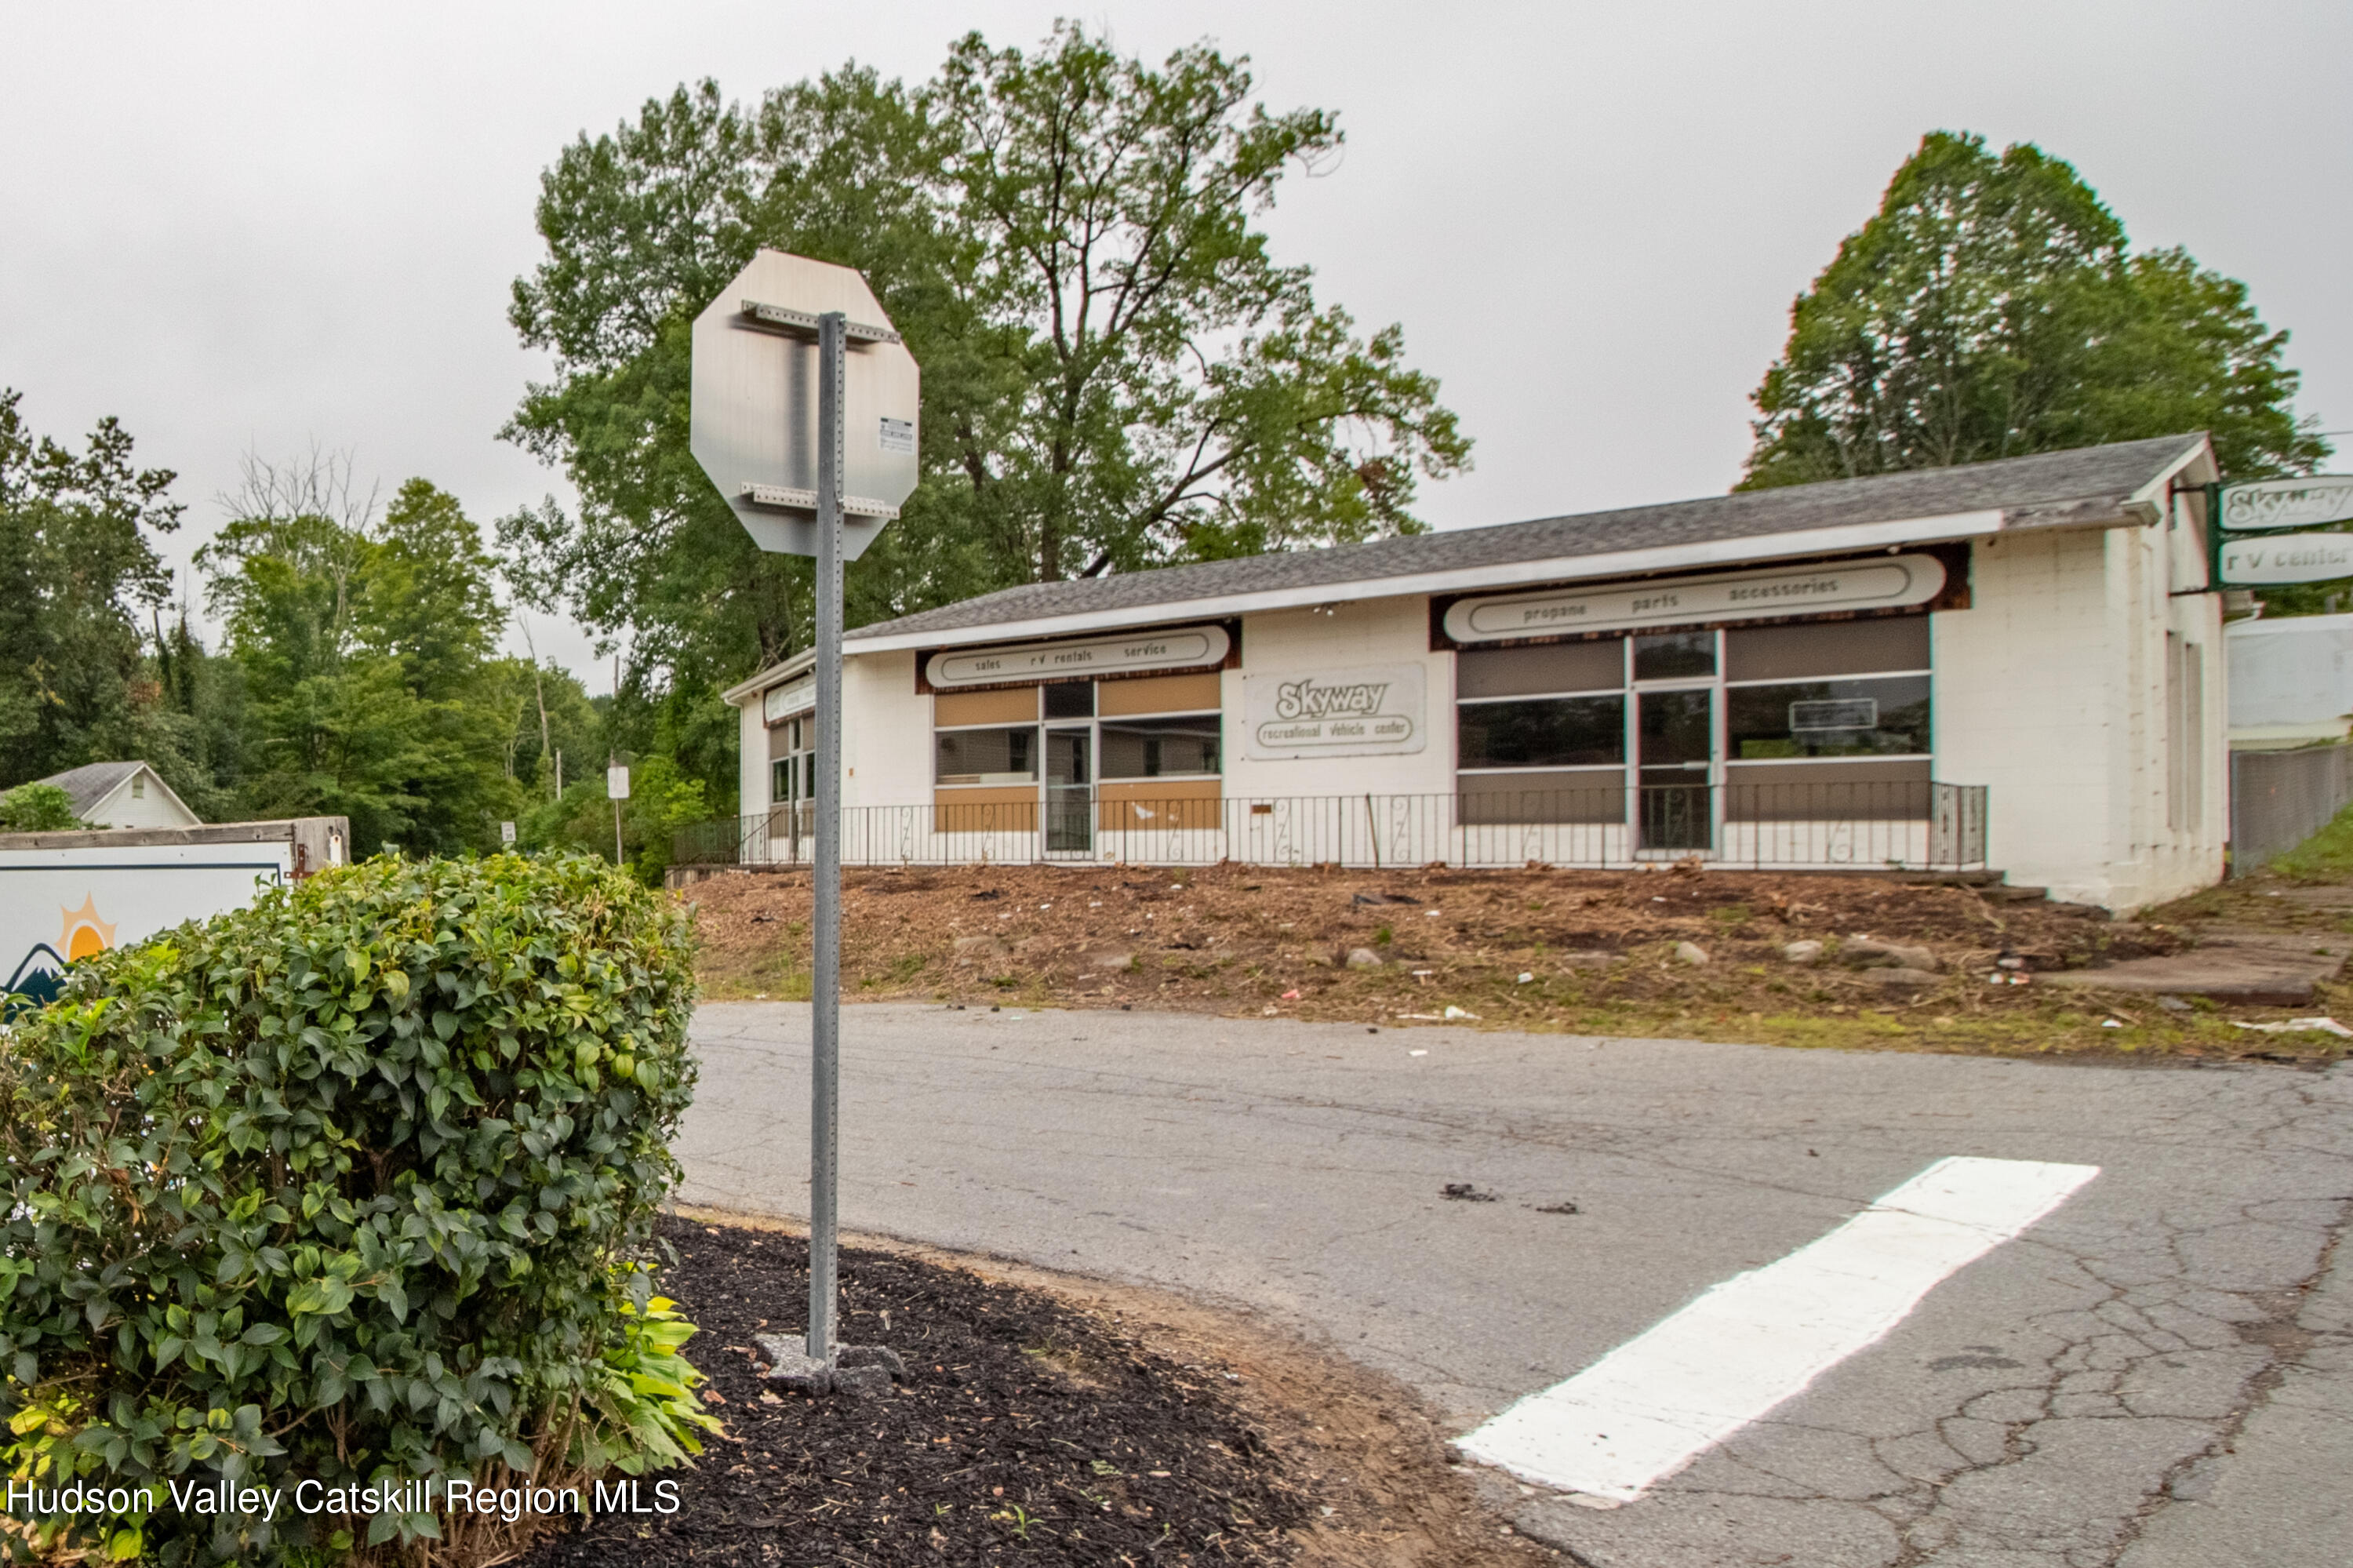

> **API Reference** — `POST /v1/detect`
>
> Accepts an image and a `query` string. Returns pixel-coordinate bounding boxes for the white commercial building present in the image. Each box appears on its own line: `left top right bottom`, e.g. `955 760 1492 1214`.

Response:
722 435 2226 910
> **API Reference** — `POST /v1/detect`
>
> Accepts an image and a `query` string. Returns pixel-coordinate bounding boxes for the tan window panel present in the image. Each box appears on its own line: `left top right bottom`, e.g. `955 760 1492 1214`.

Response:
934 686 1040 726
1098 671 1222 716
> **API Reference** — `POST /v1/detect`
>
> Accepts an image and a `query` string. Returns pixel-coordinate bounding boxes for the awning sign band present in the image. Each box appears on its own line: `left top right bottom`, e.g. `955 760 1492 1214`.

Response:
926 625 1231 689
1442 556 1947 643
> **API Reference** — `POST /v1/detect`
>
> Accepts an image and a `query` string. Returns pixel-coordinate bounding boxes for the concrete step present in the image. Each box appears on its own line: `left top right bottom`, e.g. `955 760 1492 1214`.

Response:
2042 932 2348 1006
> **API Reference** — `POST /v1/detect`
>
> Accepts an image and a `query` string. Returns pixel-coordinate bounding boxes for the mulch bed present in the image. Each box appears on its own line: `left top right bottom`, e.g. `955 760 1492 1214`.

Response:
519 1215 1310 1566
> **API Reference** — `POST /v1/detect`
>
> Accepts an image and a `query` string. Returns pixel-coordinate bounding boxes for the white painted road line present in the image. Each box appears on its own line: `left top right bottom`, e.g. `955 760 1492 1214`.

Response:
1456 1155 2100 1504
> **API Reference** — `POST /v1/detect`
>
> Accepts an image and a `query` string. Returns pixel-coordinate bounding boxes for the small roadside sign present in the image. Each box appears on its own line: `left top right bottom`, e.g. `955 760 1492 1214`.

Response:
607 766 630 801
500 820 516 845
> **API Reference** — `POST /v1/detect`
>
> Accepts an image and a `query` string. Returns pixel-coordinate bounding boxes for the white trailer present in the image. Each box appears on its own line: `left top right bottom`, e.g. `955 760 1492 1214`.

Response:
2 817 347 1006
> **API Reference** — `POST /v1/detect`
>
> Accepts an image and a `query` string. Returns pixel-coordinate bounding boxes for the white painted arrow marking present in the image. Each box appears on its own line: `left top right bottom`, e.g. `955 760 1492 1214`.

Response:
1456 1155 2099 1504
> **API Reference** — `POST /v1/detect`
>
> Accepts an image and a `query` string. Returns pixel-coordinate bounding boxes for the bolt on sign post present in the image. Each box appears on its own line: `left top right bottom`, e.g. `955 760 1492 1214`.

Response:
690 252 921 1364
2209 475 2353 590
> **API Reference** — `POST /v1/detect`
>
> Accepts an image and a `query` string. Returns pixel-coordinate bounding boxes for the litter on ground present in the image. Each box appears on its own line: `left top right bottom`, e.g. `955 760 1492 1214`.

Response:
2231 1016 2353 1038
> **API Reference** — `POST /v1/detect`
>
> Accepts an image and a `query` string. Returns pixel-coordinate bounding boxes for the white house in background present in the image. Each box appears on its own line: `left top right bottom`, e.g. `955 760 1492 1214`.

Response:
722 433 2227 911
35 761 202 830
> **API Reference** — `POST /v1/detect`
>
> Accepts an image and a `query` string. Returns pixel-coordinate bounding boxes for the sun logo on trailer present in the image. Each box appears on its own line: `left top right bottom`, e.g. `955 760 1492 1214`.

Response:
60 895 115 960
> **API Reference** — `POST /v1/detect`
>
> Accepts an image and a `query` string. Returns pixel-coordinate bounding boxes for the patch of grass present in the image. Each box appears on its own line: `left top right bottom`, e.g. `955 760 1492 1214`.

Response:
2268 799 2353 880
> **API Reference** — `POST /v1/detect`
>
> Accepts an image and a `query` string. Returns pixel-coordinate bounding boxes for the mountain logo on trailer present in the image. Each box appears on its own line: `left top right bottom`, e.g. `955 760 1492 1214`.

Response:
4 942 67 1013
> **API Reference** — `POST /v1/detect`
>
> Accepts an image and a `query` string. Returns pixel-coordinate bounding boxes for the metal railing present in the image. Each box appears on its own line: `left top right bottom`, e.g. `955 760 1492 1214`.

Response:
676 780 1990 871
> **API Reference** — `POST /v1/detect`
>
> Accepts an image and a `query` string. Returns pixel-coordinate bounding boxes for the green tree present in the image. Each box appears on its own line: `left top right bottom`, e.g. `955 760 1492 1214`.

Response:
526 753 710 885
200 457 525 853
1740 132 2327 490
0 389 185 787
0 782 85 831
501 22 1469 778
493 639 606 806
143 608 249 820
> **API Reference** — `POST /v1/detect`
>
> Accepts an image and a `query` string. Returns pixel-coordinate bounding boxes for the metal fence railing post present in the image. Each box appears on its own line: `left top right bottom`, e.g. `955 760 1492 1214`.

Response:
676 780 2001 875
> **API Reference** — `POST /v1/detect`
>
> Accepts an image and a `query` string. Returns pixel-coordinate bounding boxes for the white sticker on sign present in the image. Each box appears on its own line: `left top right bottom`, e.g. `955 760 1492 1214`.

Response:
878 417 916 455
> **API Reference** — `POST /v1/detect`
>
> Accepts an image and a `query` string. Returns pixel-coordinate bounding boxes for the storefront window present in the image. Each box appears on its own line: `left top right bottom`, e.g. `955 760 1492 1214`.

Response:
1634 631 1715 680
770 717 815 803
1043 682 1094 719
936 726 1038 784
1458 696 1626 769
1100 715 1221 779
1727 675 1929 758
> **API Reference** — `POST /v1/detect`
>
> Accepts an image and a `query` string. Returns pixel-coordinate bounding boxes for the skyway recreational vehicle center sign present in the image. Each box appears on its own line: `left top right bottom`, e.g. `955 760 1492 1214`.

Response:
1243 664 1427 759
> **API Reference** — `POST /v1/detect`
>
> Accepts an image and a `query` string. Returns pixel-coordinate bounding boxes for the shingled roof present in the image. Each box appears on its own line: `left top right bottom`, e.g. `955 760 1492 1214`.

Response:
843 433 2209 651
35 761 151 819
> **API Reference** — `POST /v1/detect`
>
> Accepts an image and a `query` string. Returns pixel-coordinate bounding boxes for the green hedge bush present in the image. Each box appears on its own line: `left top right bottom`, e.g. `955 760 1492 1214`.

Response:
0 854 707 1566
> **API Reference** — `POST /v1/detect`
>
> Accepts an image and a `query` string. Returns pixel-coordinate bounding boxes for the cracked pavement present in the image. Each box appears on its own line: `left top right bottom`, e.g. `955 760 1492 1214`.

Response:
675 1002 2353 1566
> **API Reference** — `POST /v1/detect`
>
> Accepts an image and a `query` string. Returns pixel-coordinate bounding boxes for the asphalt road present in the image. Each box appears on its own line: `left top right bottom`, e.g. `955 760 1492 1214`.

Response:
676 1002 2352 1568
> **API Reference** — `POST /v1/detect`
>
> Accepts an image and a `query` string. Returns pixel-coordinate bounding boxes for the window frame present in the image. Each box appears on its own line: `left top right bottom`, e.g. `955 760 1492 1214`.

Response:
1096 708 1225 782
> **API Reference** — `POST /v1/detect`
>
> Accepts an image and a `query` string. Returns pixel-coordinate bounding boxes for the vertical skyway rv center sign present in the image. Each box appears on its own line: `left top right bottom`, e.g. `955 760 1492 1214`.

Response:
1441 556 1947 642
2219 532 2353 587
2210 473 2353 588
2219 475 2353 533
925 625 1231 689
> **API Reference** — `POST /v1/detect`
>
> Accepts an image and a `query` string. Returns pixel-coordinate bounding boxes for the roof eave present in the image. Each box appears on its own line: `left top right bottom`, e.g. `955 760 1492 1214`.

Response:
846 506 2017 653
719 646 819 705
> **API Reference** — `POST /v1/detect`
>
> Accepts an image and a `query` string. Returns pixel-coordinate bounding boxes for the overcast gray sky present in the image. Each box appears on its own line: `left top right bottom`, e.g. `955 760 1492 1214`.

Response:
4 1 2347 691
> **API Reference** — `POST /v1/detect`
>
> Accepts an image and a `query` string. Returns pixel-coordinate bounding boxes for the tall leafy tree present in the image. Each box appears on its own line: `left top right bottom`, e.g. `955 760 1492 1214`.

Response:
0 388 192 791
200 459 522 852
1740 132 2326 489
502 21 1468 711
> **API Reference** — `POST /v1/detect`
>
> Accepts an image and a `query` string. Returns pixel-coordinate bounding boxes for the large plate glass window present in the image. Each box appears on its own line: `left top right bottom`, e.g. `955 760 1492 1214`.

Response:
935 726 1037 785
1457 697 1624 769
1100 715 1222 779
1726 676 1930 759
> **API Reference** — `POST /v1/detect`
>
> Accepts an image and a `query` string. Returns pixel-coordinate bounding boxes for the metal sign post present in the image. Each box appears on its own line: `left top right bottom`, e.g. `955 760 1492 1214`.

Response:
688 251 919 1379
807 311 846 1360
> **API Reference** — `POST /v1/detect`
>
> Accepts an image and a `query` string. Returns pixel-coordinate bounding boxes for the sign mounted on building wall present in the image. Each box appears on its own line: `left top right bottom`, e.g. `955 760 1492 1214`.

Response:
762 678 815 725
2219 531 2353 586
926 625 1231 689
1442 556 1947 643
1243 664 1427 759
2219 475 2353 533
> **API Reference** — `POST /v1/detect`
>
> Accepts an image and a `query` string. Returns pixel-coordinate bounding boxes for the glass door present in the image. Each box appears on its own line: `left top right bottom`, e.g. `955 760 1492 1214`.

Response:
1044 726 1094 854
1638 689 1714 852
